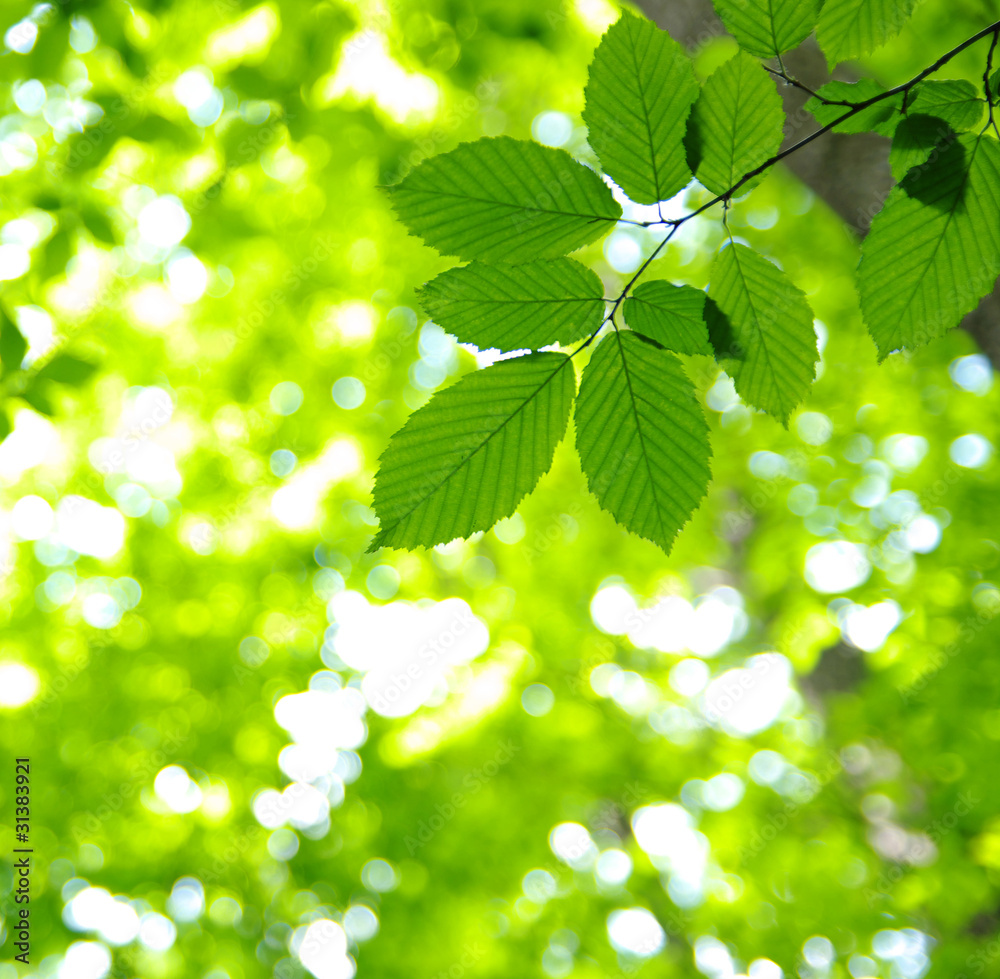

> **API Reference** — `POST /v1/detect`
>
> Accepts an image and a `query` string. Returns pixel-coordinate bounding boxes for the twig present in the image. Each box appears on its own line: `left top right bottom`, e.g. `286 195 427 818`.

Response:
701 17 1000 215
572 223 683 356
763 64 851 106
591 18 1000 352
983 27 1000 139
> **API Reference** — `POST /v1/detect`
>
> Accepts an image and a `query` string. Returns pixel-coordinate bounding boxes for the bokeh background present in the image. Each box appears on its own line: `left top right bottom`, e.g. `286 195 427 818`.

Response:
1 0 1000 977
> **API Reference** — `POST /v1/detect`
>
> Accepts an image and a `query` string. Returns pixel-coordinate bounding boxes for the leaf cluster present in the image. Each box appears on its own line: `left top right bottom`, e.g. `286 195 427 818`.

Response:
376 3 1000 555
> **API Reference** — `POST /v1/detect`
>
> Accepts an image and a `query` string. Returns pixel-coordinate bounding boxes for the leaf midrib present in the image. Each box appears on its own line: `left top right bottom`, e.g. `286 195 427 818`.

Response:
613 330 670 542
432 297 600 307
375 357 571 541
883 135 983 349
767 0 781 56
624 15 664 201
399 187 619 225
729 246 794 418
631 297 702 323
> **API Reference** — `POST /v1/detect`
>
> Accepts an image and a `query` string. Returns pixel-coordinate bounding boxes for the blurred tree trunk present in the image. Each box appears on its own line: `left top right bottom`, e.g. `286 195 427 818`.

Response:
631 0 1000 367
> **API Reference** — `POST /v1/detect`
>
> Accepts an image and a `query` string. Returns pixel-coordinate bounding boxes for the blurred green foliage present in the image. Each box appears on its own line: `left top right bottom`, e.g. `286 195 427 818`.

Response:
0 1 999 978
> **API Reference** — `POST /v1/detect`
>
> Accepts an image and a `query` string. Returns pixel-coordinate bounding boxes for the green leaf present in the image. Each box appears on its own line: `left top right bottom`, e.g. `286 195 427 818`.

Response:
36 354 98 387
582 12 699 205
370 352 574 550
417 259 605 351
130 115 199 148
0 409 10 444
80 205 116 245
805 80 903 136
888 115 955 183
909 80 985 132
33 192 62 211
707 243 818 424
0 308 27 378
575 330 711 553
388 137 622 263
623 281 713 355
687 51 785 198
41 229 72 281
21 382 55 416
817 0 919 66
712 0 821 58
859 133 1000 359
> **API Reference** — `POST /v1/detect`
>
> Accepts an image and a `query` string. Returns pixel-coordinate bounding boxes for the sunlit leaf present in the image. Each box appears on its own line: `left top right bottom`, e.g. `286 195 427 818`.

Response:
817 0 920 66
909 80 985 132
707 243 818 424
860 134 1000 359
575 330 711 553
370 353 574 549
417 259 605 351
712 0 821 58
873 83 985 181
805 79 904 136
688 51 785 198
388 137 622 263
582 11 699 205
623 281 713 355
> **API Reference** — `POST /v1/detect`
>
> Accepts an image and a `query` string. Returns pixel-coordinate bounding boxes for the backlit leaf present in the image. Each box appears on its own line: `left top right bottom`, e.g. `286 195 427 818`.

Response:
818 0 920 66
805 80 904 136
417 259 605 351
909 80 985 132
370 352 575 550
389 137 622 263
860 133 1000 359
707 243 818 424
623 281 713 355
576 330 711 553
713 0 821 58
583 12 700 205
688 51 785 198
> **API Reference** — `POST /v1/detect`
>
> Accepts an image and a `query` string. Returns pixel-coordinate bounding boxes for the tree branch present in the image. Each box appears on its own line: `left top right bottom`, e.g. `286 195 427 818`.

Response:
629 0 1000 368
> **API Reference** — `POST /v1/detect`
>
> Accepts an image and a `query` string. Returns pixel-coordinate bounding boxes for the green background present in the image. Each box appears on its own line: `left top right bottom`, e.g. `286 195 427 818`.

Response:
0 0 999 976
